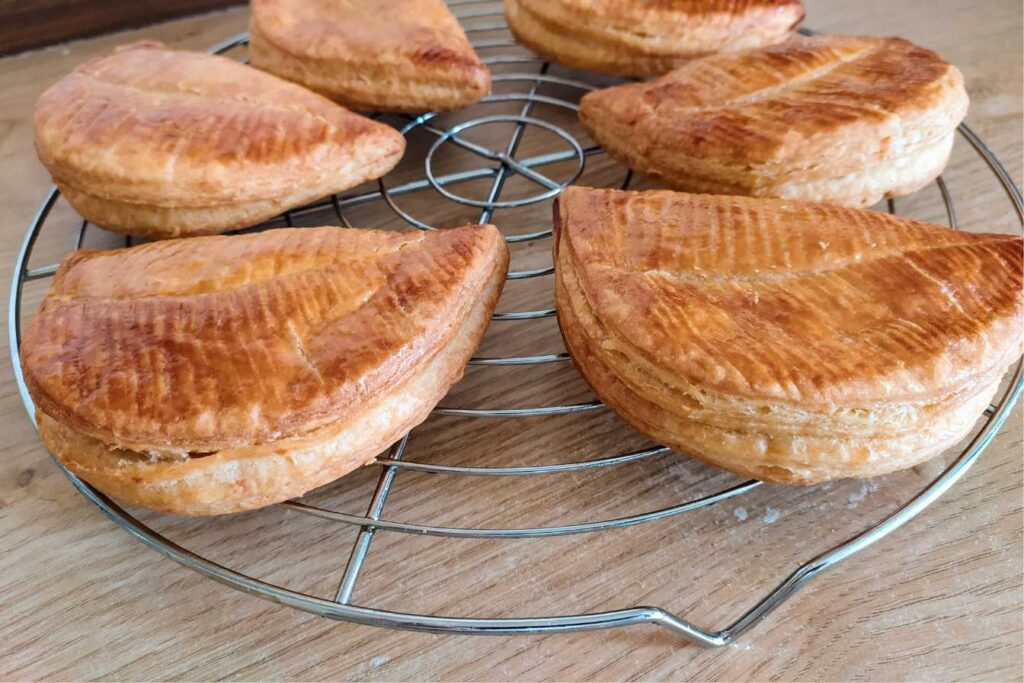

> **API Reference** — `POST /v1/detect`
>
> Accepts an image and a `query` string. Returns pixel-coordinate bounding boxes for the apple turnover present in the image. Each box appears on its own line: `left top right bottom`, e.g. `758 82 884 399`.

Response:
554 187 1022 484
34 41 405 238
504 0 804 77
579 36 969 208
249 0 491 112
23 225 508 514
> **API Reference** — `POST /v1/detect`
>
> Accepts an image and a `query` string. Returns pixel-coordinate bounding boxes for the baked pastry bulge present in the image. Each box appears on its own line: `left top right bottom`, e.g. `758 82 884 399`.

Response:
33 41 406 239
23 225 509 515
249 0 490 113
579 35 969 208
554 187 1022 484
504 0 804 78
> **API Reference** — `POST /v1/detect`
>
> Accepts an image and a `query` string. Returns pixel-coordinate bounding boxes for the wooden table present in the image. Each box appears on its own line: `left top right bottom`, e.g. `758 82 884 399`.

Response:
1 1 1021 680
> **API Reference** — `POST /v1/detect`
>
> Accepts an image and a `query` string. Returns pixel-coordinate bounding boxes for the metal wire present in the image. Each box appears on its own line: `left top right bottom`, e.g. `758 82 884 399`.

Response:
7 9 1024 646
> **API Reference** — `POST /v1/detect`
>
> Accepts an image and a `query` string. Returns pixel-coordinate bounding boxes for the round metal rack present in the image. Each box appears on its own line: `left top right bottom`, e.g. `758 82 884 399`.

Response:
8 1 1024 646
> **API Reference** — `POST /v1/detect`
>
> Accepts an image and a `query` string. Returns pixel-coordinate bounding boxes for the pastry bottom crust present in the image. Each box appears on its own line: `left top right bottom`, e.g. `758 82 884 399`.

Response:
38 255 506 515
555 236 999 485
588 118 956 210
56 141 404 239
771 133 954 208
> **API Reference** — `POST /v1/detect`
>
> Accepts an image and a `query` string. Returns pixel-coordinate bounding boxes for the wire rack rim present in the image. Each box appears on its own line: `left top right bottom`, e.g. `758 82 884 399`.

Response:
372 444 671 475
8 18 1024 645
32 371 1023 646
279 477 761 538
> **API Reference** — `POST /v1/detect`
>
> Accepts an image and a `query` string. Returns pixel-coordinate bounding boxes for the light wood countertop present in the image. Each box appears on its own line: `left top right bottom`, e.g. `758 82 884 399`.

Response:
1 1 1021 680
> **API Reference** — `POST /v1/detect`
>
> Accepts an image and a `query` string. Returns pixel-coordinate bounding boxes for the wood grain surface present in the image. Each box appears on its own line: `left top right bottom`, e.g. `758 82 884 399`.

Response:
0 0 242 56
0 1 1021 680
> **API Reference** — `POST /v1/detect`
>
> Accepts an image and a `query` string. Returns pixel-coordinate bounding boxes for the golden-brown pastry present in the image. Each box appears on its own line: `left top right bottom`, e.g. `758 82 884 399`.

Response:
554 187 1022 484
504 0 804 77
34 41 406 239
249 0 491 113
579 36 969 208
23 225 508 515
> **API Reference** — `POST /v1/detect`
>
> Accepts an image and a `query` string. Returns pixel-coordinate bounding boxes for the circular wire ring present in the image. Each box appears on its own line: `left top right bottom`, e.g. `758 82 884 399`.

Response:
424 114 585 209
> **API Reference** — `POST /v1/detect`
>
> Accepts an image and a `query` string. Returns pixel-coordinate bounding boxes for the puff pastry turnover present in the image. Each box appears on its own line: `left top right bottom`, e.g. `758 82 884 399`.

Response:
505 0 804 77
34 41 406 239
579 36 969 208
23 225 508 514
249 0 491 113
554 187 1022 484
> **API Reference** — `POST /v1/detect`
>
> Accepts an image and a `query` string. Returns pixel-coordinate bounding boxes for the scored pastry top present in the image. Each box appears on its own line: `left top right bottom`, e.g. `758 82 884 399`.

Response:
555 187 1023 407
22 225 506 454
33 40 404 209
579 35 967 170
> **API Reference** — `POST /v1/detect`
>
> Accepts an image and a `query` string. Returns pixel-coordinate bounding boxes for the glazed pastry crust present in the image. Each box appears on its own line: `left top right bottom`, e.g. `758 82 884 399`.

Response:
24 224 509 514
579 36 969 208
34 41 406 238
554 187 1023 483
505 0 804 77
249 0 490 113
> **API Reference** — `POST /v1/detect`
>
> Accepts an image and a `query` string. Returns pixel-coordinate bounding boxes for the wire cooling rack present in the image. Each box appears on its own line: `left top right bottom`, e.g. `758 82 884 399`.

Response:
8 1 1024 646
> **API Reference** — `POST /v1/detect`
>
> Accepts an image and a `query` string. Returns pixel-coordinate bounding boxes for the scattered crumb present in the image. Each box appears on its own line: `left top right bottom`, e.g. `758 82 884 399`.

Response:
818 240 829 250
845 480 879 509
762 507 780 524
733 507 748 521
370 656 390 668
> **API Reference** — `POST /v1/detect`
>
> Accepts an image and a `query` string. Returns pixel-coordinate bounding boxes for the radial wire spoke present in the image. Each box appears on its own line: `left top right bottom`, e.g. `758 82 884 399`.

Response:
479 62 552 224
333 435 409 604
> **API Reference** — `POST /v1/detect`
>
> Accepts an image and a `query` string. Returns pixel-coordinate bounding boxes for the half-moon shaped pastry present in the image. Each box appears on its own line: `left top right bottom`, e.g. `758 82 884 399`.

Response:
23 224 508 514
249 0 491 113
504 0 804 77
579 36 969 208
555 187 1022 484
34 41 406 239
